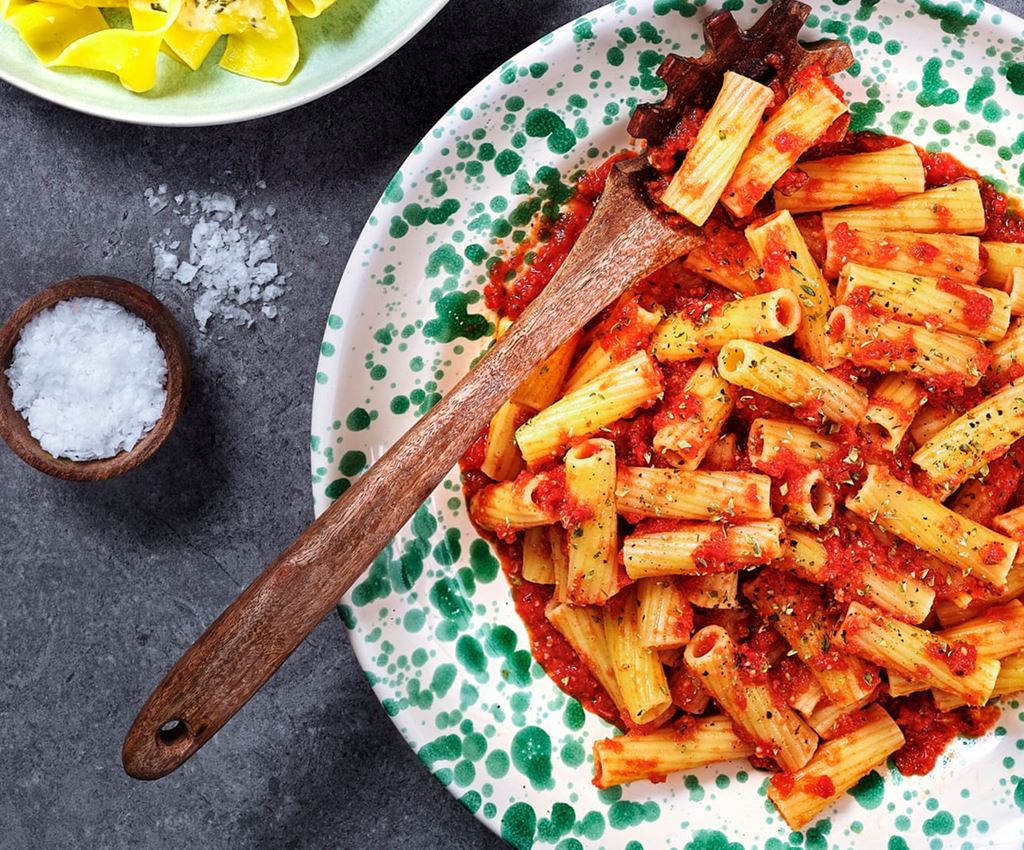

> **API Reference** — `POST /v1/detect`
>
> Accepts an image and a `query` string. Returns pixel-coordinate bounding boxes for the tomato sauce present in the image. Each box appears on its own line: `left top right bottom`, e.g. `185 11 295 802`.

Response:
935 276 993 330
503 541 622 727
888 692 1000 776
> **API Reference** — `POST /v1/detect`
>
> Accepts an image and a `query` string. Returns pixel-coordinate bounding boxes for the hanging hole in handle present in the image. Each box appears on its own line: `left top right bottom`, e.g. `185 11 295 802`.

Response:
156 718 192 748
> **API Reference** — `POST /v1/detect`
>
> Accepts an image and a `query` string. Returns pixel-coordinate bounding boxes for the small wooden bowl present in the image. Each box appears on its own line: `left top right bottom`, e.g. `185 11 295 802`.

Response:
0 276 190 481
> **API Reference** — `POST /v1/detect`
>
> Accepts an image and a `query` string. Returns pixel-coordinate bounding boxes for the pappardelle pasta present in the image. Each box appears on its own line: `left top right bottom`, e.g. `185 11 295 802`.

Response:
1 0 330 90
460 55 1024 832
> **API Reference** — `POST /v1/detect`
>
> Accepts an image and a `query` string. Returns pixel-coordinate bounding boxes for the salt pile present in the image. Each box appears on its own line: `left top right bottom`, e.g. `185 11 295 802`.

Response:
6 298 167 461
148 185 289 331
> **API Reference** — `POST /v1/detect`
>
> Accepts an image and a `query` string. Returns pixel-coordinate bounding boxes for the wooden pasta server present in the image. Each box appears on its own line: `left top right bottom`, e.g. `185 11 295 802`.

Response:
122 0 852 780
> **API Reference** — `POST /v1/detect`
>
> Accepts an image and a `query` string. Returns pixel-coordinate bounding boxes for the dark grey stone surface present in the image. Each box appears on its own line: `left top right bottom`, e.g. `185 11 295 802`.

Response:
3 1 1023 848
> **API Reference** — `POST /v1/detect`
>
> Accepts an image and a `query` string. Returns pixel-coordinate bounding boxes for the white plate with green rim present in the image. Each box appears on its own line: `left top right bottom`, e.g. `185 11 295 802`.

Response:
310 1 1024 848
0 0 447 126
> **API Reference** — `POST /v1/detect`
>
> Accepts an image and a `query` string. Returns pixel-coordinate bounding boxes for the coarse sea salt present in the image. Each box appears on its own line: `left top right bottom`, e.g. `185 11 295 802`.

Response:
6 298 168 461
147 185 290 332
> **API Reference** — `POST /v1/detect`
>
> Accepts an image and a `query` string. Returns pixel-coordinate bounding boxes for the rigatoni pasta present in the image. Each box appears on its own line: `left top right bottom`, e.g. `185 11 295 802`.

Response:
721 76 848 218
745 210 836 367
717 340 867 426
836 263 1010 341
661 72 774 225
652 289 801 361
773 143 925 214
515 350 663 466
845 464 1018 587
823 229 983 282
821 180 986 236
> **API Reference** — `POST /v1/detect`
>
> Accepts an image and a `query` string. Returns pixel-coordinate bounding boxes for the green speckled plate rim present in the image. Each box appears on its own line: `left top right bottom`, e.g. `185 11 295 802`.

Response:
0 0 448 126
310 2 1024 849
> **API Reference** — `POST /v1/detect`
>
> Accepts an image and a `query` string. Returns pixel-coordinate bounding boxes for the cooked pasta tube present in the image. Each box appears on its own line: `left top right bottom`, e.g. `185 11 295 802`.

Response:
748 418 839 468
652 290 801 361
684 625 819 771
837 601 1000 706
668 663 712 713
934 562 1024 627
511 330 580 410
855 566 936 625
787 670 826 717
949 461 1020 526
744 569 880 705
887 600 1024 696
1008 268 1024 316
564 439 621 605
933 649 1024 710
912 378 1024 492
563 302 661 393
836 263 1010 341
821 180 986 236
774 143 926 215
661 72 774 226
636 578 694 649
861 374 927 451
981 241 1024 287
605 587 673 726
546 601 625 714
592 715 755 788
909 401 961 448
776 529 830 582
470 473 561 537
720 77 848 218
767 704 905 832
995 505 1024 539
549 526 569 604
717 340 867 427
653 360 734 469
826 306 989 388
772 529 935 624
988 318 1024 383
682 220 762 295
823 228 984 282
516 351 663 467
521 526 555 585
846 464 1018 587
781 469 835 527
481 400 528 481
699 432 740 471
614 467 772 521
805 692 879 739
679 573 741 608
745 210 836 367
622 519 784 579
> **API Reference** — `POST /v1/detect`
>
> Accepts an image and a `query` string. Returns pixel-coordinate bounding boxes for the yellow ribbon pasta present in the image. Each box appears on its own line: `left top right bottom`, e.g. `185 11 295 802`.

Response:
3 0 321 90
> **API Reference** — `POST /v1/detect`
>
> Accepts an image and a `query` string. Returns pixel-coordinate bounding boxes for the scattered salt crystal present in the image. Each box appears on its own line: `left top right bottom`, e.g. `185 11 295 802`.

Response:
147 187 290 331
315 233 330 246
173 261 198 285
153 249 179 280
6 298 167 461
256 179 267 190
145 185 169 215
262 305 278 319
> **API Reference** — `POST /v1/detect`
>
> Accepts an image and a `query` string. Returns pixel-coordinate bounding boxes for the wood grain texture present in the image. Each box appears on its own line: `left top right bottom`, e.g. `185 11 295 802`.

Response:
0 276 190 481
628 0 853 146
121 163 702 780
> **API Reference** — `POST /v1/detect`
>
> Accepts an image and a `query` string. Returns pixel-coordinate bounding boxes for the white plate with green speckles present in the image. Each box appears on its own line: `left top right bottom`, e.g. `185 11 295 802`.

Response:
310 2 1024 848
0 0 447 126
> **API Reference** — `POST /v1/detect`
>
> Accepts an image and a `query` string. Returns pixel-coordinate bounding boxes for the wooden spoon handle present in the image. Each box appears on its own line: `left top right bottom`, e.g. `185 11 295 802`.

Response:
122 164 699 780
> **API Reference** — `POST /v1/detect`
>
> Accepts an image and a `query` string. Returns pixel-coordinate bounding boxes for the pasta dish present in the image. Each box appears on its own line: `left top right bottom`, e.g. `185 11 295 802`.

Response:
460 49 1024 830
